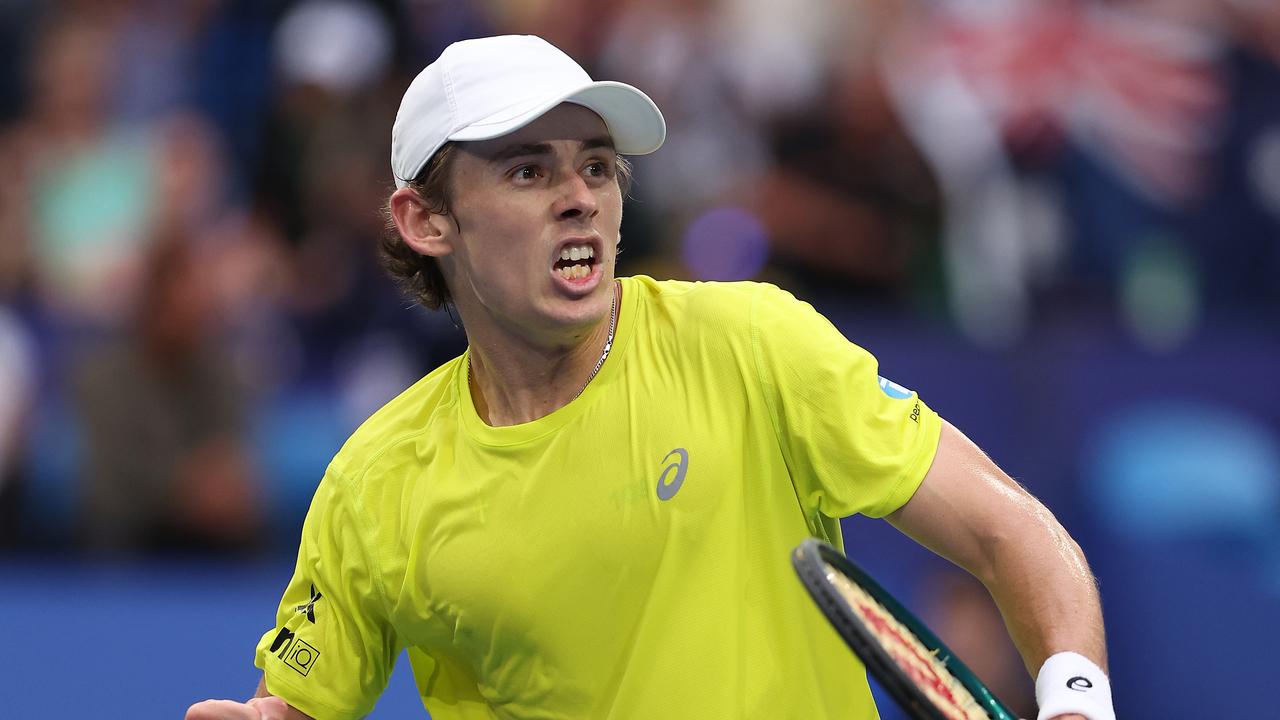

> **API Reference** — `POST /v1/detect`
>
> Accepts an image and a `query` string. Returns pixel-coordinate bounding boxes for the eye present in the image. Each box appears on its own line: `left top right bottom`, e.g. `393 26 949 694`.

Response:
512 164 540 181
584 159 613 178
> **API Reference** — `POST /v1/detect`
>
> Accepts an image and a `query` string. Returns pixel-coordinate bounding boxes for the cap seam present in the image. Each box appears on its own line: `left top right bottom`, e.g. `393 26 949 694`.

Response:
441 62 460 135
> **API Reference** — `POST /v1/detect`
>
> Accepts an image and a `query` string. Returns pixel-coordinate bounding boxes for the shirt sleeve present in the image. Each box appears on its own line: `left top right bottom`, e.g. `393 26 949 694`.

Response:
254 466 402 719
749 283 942 520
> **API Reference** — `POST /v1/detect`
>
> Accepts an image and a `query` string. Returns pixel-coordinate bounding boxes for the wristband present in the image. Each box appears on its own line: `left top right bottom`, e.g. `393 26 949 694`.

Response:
1035 651 1115 720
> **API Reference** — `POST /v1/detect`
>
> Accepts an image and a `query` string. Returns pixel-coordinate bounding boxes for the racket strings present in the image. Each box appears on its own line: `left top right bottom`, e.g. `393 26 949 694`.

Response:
824 565 989 720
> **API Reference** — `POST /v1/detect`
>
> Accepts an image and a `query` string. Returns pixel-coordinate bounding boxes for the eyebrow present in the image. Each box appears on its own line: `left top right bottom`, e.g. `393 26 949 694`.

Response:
485 136 616 165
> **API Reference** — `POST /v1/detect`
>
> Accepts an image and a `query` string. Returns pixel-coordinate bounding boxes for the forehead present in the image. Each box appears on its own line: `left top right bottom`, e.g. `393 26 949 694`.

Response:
461 103 614 161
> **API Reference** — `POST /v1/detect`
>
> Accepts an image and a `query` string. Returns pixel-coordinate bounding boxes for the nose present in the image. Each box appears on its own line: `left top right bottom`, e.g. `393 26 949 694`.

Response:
552 172 598 221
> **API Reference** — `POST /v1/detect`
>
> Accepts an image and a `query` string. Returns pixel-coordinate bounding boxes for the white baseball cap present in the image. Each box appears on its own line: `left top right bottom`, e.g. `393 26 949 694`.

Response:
391 35 666 188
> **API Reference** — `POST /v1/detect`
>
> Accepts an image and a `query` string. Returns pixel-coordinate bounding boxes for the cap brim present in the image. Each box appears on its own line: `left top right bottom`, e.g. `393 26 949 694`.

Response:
448 80 666 155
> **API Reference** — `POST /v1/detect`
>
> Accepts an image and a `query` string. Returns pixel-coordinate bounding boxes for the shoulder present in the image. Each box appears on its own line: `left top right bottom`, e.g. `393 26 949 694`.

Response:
624 276 823 344
624 276 774 329
291 361 466 590
327 355 464 483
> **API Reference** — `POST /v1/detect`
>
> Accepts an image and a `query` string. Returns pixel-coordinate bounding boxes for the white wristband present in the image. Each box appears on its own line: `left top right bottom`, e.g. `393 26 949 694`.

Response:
1035 651 1115 720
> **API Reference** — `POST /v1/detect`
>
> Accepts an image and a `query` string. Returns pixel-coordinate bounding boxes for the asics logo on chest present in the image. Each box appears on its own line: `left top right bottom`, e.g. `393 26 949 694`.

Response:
657 448 689 501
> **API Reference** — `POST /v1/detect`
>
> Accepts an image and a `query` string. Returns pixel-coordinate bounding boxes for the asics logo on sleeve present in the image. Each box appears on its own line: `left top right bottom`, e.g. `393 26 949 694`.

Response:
657 448 689 501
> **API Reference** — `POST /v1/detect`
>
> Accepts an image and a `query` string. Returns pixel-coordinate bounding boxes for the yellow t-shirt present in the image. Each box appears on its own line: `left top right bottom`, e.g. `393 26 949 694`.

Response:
254 277 942 720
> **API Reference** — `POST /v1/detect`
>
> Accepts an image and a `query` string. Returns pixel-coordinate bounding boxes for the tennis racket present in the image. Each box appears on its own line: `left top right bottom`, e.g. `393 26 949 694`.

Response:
791 538 1016 720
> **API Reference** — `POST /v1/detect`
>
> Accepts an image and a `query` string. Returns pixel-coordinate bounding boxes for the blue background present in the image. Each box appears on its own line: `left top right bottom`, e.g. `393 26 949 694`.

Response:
4 315 1276 718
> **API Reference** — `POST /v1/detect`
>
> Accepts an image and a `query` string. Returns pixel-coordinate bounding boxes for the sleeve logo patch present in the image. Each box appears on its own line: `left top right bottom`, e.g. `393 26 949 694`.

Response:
877 376 914 400
269 627 321 677
295 584 322 623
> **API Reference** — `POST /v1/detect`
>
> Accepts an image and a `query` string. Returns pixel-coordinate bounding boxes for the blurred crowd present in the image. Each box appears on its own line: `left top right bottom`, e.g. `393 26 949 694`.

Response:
0 0 1277 557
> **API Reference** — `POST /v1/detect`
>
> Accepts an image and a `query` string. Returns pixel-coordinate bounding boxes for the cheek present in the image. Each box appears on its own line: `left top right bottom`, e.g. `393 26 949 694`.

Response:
455 200 546 272
600 189 624 234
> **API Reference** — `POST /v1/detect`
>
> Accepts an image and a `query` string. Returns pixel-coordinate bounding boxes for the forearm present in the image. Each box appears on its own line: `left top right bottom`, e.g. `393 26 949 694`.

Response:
888 421 1107 677
972 502 1106 676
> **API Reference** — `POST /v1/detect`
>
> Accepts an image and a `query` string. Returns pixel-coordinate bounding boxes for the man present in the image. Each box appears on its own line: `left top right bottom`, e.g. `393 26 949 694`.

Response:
188 35 1112 720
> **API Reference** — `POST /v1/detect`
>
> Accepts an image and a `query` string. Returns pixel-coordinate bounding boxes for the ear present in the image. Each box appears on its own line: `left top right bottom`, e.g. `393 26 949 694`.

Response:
389 187 455 258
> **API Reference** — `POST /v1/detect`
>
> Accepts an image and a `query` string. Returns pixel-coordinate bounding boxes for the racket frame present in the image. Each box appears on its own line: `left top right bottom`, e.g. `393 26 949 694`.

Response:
791 538 1017 720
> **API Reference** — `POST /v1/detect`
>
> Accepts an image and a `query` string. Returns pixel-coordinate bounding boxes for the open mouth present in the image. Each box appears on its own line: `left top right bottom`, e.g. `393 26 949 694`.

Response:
553 242 599 281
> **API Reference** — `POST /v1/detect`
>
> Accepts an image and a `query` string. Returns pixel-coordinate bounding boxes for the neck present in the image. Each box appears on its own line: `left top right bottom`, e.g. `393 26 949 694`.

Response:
463 281 618 427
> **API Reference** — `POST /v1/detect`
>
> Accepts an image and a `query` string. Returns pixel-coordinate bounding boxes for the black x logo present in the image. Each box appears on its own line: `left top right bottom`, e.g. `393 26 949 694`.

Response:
295 584 322 623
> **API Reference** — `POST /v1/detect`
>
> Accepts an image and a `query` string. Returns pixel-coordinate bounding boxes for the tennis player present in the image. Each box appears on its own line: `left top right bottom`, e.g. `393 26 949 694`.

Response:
188 35 1113 720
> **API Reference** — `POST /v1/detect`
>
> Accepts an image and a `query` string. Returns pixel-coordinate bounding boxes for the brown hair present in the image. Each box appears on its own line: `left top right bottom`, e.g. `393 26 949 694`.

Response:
379 145 635 310
380 143 459 310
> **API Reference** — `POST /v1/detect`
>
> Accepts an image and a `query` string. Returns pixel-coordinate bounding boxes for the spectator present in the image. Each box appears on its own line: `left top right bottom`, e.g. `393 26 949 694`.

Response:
73 237 261 553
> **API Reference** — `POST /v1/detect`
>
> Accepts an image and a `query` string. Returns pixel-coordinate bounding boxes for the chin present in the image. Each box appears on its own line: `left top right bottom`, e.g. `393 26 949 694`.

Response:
541 280 613 328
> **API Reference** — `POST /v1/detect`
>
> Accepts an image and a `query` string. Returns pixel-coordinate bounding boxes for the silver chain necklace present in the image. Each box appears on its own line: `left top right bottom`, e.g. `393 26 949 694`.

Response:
468 281 619 403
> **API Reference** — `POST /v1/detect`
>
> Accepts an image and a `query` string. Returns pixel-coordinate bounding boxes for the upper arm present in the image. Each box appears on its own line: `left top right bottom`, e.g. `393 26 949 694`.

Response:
749 283 942 520
886 419 1067 583
252 469 403 718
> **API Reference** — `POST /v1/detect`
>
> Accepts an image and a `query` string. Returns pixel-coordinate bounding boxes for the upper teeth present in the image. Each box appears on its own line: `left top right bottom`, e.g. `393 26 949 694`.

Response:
560 245 594 262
